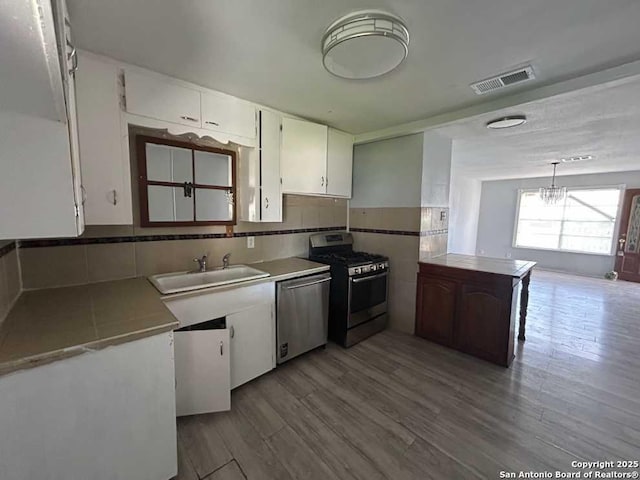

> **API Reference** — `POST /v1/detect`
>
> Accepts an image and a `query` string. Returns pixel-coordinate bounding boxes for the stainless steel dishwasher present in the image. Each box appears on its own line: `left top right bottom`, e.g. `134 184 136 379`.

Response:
276 272 331 364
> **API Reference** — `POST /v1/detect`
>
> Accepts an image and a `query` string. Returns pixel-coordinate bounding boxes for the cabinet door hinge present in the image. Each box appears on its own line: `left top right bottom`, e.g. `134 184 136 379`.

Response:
74 204 80 217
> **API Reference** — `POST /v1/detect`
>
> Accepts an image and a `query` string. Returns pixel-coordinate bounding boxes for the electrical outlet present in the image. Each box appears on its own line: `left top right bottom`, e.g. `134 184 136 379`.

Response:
247 236 255 249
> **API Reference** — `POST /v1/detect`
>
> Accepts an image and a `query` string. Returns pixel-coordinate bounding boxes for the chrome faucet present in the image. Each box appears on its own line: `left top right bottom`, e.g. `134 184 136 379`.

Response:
193 255 207 273
222 253 231 269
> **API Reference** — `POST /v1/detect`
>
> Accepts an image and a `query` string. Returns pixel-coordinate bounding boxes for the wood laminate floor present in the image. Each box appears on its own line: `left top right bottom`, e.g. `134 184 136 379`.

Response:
174 270 640 480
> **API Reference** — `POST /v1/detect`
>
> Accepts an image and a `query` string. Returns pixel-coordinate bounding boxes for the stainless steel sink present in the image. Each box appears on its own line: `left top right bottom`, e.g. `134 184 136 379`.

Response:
149 265 270 294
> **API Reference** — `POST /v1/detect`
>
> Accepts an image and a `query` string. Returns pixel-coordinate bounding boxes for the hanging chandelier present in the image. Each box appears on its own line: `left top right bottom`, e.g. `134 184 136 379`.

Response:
539 162 566 205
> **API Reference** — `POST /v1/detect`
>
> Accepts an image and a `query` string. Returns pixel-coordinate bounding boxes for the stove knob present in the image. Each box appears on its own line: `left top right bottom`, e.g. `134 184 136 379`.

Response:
354 268 360 274
379 263 385 270
371 264 377 271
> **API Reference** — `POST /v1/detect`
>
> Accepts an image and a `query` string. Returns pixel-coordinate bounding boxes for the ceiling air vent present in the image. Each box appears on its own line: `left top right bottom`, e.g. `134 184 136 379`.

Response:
470 66 535 95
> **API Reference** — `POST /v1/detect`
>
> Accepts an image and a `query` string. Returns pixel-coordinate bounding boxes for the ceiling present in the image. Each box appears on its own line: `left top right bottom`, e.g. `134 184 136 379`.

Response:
68 0 640 134
436 76 640 180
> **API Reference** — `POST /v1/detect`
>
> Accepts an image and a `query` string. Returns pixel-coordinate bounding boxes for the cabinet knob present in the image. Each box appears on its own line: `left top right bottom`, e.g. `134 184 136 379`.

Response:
230 325 235 338
264 197 269 209
205 120 219 126
219 341 224 356
180 115 199 123
112 189 117 206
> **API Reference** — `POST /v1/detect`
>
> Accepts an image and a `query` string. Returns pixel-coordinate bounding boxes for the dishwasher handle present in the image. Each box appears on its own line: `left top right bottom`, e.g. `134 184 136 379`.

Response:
284 277 331 290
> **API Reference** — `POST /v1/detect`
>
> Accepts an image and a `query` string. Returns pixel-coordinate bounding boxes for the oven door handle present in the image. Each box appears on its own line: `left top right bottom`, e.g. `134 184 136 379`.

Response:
351 271 388 283
284 278 331 290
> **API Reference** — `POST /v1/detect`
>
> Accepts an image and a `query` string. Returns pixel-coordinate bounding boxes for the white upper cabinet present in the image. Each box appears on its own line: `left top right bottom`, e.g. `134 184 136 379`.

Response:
281 118 353 198
76 52 132 225
238 110 282 222
326 128 354 198
281 118 328 195
0 0 84 239
201 91 256 140
123 70 257 144
124 70 201 128
259 110 283 222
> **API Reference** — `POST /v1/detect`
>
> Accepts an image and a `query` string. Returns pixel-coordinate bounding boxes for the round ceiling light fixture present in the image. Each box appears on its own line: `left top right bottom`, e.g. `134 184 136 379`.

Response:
486 115 527 129
322 10 410 79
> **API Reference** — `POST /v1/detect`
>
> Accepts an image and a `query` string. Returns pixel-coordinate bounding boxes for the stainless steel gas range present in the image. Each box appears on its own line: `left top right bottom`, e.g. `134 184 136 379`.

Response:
309 232 388 347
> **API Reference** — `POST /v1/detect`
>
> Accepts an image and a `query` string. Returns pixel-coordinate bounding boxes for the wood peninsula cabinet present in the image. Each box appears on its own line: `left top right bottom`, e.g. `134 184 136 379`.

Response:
415 254 536 367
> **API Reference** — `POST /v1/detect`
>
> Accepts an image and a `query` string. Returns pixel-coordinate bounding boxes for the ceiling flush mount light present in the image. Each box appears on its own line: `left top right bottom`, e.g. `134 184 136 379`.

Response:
486 115 527 129
561 155 593 163
539 162 567 205
322 10 410 79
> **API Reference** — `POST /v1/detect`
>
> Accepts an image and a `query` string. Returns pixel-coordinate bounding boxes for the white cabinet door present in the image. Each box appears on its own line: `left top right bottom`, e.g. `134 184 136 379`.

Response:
201 91 256 139
55 0 85 236
124 70 201 128
281 117 328 195
227 303 275 389
260 110 282 222
76 53 132 225
174 329 230 416
326 128 354 198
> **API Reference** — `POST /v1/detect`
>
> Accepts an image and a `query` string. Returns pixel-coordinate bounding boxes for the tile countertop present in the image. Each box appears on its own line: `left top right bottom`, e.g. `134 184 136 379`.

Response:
0 278 178 377
0 257 328 377
252 257 330 280
420 253 536 278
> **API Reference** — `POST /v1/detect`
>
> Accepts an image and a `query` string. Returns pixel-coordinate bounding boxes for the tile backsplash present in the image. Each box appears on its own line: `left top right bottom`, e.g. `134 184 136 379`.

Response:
349 206 449 334
18 196 347 290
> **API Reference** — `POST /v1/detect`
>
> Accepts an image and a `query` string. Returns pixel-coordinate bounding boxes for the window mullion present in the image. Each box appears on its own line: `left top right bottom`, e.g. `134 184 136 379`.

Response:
557 194 569 250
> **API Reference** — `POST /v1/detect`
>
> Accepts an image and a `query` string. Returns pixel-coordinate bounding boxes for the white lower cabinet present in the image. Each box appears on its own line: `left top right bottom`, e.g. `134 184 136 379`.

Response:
165 282 276 415
228 303 275 389
0 332 177 480
174 326 230 417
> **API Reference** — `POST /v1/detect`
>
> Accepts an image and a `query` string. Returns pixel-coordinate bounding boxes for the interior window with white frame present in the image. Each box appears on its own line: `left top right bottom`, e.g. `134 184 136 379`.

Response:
514 186 623 255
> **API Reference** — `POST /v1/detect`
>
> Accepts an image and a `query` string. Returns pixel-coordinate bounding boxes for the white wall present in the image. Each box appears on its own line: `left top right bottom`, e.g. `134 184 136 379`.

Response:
448 171 482 255
421 131 452 207
476 170 640 277
351 134 424 208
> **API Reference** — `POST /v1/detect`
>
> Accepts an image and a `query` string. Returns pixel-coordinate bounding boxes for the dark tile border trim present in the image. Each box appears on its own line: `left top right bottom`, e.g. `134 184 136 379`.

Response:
350 227 420 237
350 227 448 237
18 226 348 249
0 241 17 259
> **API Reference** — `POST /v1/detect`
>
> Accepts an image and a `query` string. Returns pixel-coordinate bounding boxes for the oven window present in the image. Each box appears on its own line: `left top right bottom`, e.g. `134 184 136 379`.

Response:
350 273 387 313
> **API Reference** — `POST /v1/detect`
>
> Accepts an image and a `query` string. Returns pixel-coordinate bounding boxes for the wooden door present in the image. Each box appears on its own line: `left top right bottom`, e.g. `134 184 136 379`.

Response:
326 128 353 198
456 284 510 365
227 303 275 389
281 117 328 195
615 189 640 282
415 276 456 346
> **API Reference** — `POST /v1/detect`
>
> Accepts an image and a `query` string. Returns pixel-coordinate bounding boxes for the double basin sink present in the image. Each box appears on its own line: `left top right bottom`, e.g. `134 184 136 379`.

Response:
149 265 270 294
